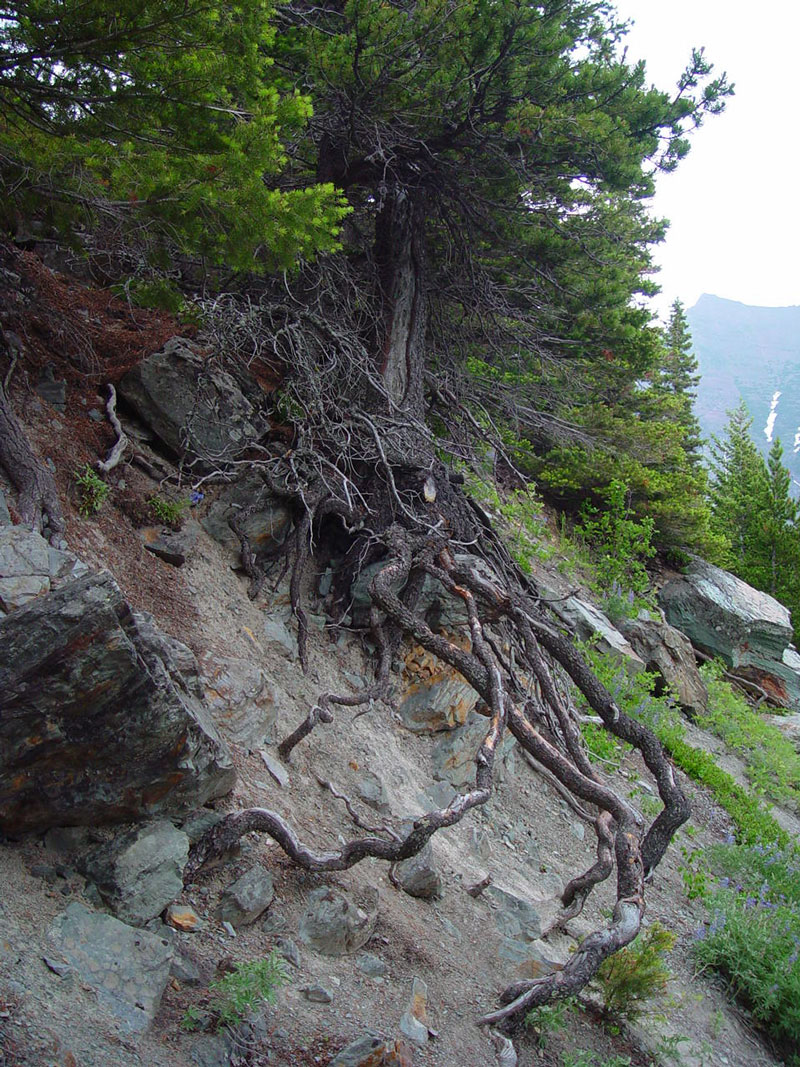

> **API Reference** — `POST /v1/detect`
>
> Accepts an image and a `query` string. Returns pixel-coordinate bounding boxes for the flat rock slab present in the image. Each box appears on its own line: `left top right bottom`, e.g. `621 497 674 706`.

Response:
215 864 274 927
48 902 174 1032
0 571 235 833
139 522 198 566
200 652 279 751
484 884 542 942
551 596 644 671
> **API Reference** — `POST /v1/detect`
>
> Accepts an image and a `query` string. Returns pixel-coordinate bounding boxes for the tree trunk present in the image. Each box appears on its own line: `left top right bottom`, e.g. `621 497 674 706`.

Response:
373 186 427 420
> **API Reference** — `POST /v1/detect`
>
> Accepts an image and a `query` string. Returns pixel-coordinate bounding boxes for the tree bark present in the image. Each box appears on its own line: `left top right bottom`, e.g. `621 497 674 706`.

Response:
373 186 427 420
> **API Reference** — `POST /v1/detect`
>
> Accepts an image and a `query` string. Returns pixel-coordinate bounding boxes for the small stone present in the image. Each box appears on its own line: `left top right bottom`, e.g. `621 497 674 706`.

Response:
139 521 198 567
221 921 236 937
165 904 202 932
302 984 333 1004
390 843 442 900
570 821 586 841
299 886 378 956
356 953 387 977
216 865 274 928
274 937 301 968
30 863 59 883
170 950 204 986
259 749 289 788
399 976 428 1045
43 956 71 977
329 1033 388 1066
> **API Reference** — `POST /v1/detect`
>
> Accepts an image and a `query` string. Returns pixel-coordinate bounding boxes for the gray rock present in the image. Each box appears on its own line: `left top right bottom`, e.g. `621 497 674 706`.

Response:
274 936 301 968
215 865 274 927
497 937 563 979
355 770 390 813
0 525 50 611
139 521 198 566
551 597 644 671
298 886 378 956
263 614 299 660
118 337 265 470
397 654 479 732
259 749 289 787
189 1034 234 1067
200 472 291 560
171 949 204 986
82 821 190 926
181 810 225 844
618 611 708 713
390 843 442 900
302 984 333 1004
330 1034 388 1067
0 488 10 525
48 902 173 1032
0 571 235 834
44 826 91 853
432 719 515 788
356 953 387 977
35 367 66 411
484 885 542 942
765 711 800 751
47 546 90 586
200 651 279 751
399 976 429 1046
660 559 800 708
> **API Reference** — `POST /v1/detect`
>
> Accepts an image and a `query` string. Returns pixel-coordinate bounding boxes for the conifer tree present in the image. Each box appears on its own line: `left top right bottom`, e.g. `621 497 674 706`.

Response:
658 299 704 465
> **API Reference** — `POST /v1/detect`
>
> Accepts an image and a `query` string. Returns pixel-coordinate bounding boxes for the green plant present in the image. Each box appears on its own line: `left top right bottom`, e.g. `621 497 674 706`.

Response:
679 846 711 901
693 841 800 1048
593 921 676 1020
576 478 656 605
525 998 575 1047
74 464 110 517
580 720 628 771
562 1052 631 1067
149 494 188 528
207 954 288 1031
180 1005 207 1032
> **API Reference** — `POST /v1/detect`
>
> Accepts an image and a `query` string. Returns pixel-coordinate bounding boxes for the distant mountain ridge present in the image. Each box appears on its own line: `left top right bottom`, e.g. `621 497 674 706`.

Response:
686 294 800 486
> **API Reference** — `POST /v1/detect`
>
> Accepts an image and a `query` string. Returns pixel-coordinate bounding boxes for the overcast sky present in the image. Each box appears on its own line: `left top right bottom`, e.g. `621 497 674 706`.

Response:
613 0 800 321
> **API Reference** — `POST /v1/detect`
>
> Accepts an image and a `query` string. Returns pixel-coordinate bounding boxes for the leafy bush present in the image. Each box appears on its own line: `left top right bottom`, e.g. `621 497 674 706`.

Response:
149 494 188 528
576 479 655 611
184 953 289 1033
580 720 628 771
524 998 575 1047
693 842 800 1048
74 464 110 517
594 921 676 1020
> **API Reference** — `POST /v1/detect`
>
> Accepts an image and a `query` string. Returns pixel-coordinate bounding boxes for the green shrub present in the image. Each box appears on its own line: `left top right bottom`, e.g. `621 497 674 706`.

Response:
74 464 109 517
183 953 289 1033
693 842 800 1048
524 998 575 1047
148 494 188 528
580 720 628 771
576 478 656 609
594 921 676 1020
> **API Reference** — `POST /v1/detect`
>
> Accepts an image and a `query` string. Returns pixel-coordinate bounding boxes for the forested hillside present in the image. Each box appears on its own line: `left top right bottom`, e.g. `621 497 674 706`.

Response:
5 4 799 1066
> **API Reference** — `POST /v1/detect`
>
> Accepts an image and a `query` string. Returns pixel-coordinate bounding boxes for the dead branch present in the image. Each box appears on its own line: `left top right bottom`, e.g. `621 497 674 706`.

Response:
96 383 128 472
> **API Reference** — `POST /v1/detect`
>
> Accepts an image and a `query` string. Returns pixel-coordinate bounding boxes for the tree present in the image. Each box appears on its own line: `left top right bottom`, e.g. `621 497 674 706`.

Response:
657 299 704 464
0 0 350 270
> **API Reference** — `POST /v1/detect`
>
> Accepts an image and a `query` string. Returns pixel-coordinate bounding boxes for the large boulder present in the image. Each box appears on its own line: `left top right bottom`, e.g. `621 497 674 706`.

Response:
199 472 291 562
0 571 235 834
118 337 265 469
618 612 708 714
659 559 800 709
398 642 479 733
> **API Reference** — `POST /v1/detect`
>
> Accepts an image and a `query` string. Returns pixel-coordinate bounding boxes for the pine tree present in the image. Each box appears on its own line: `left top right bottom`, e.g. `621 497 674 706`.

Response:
658 299 704 465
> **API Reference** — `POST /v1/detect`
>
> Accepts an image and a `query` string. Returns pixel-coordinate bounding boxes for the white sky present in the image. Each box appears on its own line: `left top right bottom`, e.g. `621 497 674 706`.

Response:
612 0 800 320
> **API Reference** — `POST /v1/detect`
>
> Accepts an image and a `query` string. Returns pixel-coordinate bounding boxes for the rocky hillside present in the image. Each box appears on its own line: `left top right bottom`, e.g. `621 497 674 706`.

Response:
1 250 798 1067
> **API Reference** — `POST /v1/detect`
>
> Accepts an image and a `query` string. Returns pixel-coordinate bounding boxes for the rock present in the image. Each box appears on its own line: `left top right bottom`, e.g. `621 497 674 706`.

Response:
118 337 264 470
0 524 50 611
189 1034 234 1067
355 771 390 814
171 949 204 985
165 904 202 932
398 642 479 732
356 953 387 977
398 976 428 1046
0 488 10 525
390 843 442 900
259 748 290 787
82 821 189 926
263 614 299 660
35 366 66 411
47 546 90 586
484 885 542 942
181 810 226 844
0 571 235 834
48 902 173 1032
138 521 198 566
302 984 333 1003
660 559 800 708
200 472 291 560
432 719 515 788
299 886 378 956
498 937 564 979
44 826 91 853
329 1033 389 1067
274 937 301 968
215 865 274 927
551 597 644 671
618 611 708 713
199 651 280 751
